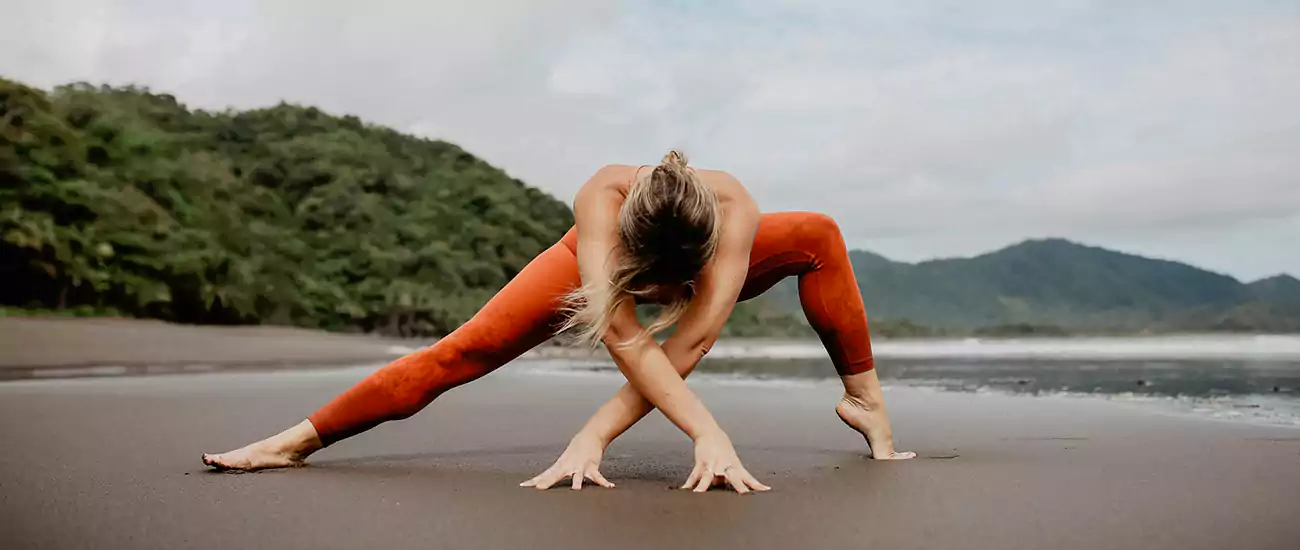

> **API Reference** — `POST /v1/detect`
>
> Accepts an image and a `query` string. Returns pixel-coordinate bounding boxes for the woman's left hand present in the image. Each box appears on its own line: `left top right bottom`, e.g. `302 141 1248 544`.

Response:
683 431 771 494
520 432 615 491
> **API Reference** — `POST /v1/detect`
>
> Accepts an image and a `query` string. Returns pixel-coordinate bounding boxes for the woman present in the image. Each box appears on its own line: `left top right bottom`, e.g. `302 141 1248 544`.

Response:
203 151 915 493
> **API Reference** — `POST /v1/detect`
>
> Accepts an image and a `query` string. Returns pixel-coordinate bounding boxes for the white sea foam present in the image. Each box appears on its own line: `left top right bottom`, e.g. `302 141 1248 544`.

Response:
385 345 423 354
513 360 1300 428
705 334 1300 362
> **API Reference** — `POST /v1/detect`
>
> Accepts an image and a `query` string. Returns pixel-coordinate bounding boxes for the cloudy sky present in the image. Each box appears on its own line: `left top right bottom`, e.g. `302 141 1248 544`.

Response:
4 0 1298 280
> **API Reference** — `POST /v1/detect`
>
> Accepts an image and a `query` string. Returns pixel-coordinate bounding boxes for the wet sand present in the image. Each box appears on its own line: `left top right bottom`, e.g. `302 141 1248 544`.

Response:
0 317 414 368
0 317 579 380
1 364 1298 550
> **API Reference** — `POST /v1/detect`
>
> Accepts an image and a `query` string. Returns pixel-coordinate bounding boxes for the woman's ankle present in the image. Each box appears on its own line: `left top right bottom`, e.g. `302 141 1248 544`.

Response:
269 420 324 458
839 391 881 412
839 370 885 409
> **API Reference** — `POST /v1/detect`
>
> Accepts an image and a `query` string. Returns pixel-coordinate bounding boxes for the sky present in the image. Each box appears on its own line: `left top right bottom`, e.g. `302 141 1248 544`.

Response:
3 0 1298 281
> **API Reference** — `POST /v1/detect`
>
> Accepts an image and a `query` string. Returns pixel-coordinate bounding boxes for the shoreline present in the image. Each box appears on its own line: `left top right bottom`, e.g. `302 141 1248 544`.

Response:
5 315 1300 429
5 316 1299 372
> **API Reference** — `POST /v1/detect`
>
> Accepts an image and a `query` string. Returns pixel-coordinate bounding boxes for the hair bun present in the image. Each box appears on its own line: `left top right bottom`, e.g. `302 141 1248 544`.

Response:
661 149 689 169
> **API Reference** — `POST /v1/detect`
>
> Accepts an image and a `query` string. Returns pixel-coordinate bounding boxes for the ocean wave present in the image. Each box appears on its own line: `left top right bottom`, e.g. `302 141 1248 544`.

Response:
706 334 1300 361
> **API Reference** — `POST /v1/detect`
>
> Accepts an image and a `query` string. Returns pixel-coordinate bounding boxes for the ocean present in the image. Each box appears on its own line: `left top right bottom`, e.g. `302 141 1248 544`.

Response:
520 334 1300 427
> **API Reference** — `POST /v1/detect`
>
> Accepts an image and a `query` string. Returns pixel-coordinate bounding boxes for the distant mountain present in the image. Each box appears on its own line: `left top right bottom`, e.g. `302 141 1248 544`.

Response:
770 239 1300 333
1249 275 1300 308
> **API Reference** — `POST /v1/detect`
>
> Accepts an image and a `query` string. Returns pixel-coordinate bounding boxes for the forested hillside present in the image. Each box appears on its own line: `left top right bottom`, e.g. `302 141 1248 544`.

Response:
0 79 581 335
1 79 805 338
771 239 1300 333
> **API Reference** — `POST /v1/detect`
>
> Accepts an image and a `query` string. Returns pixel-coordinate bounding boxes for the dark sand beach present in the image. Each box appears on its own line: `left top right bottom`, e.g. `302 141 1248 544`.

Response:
1 318 1298 549
0 317 414 373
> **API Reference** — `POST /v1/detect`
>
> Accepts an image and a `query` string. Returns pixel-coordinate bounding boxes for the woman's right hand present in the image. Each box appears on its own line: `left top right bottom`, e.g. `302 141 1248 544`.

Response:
682 431 771 494
521 432 614 491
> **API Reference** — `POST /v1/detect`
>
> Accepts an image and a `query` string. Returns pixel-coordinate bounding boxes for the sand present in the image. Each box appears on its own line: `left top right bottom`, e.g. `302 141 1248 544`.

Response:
0 317 591 380
1 361 1298 550
2 316 1298 549
0 316 413 368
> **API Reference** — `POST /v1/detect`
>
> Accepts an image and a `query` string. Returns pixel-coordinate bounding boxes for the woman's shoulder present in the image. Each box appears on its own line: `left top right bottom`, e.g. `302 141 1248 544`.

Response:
574 165 639 204
695 168 745 191
591 164 643 180
697 169 756 209
591 163 737 184
586 164 643 191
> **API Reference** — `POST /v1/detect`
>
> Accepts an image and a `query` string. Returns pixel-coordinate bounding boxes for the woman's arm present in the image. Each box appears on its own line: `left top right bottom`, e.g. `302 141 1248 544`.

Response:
574 187 760 447
525 170 766 492
602 298 767 493
567 166 739 442
601 304 724 439
525 167 766 492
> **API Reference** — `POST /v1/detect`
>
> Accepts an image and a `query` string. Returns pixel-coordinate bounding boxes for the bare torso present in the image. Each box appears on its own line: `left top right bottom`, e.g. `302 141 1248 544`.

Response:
592 164 757 302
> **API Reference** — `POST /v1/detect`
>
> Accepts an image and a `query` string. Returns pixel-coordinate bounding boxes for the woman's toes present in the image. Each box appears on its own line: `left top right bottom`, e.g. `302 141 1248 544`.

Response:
203 452 247 470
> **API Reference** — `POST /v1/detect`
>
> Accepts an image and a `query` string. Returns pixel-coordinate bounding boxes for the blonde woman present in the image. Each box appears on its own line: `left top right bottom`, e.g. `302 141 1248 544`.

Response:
204 151 915 493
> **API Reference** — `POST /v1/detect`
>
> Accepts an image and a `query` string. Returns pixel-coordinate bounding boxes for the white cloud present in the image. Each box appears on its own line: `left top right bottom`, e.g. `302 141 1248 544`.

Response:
2 0 1297 279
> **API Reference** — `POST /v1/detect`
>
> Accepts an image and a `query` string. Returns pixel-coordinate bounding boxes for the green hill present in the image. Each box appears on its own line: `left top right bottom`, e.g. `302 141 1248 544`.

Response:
1249 275 1300 308
771 239 1299 333
1191 275 1300 332
1 78 578 336
0 78 798 337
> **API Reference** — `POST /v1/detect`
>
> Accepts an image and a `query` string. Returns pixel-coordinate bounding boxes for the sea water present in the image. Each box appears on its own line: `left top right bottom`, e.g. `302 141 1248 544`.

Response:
522 334 1300 427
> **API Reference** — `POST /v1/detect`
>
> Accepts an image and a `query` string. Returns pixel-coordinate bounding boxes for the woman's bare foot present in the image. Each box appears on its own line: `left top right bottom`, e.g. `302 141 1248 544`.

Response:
837 370 917 460
836 395 916 459
202 420 323 472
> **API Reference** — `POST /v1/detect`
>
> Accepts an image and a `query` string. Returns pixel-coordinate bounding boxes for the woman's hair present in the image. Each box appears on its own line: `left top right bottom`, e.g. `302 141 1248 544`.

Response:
561 149 722 349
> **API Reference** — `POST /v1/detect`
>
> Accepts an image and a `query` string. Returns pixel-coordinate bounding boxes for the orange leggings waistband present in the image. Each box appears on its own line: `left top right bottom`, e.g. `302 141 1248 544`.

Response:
308 212 874 445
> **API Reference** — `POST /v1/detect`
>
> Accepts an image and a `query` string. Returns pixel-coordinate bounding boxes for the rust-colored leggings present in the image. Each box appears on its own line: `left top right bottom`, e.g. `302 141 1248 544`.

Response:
308 212 874 445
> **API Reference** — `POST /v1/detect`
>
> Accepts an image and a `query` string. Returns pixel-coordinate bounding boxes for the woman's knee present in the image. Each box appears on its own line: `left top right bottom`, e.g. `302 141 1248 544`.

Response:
794 212 846 247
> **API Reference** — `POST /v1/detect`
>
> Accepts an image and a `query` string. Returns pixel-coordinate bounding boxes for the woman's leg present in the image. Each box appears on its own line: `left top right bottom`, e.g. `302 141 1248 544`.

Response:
737 212 914 459
203 233 582 470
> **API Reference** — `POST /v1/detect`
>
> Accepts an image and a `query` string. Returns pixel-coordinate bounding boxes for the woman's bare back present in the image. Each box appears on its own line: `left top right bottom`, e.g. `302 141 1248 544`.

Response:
600 164 757 223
